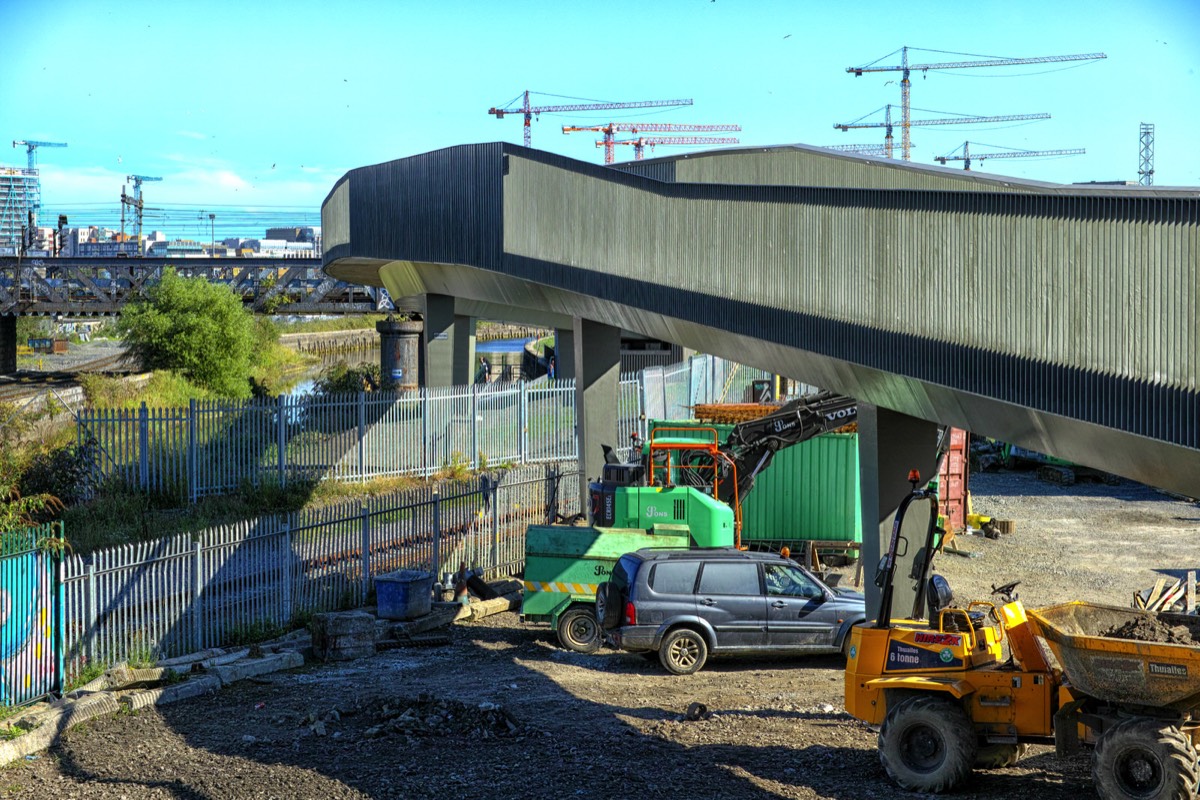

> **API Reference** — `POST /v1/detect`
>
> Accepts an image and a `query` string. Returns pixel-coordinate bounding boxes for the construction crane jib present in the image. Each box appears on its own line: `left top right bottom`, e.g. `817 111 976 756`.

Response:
834 106 1050 160
610 136 741 161
934 141 1085 171
488 91 692 148
563 122 741 164
844 47 1106 161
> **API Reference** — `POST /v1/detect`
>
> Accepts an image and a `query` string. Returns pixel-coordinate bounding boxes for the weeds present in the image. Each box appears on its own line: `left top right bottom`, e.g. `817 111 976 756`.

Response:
65 660 107 693
223 619 284 647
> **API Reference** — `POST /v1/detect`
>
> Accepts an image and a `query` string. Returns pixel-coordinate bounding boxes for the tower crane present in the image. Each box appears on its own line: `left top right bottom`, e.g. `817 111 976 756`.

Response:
934 141 1085 171
845 47 1105 160
11 139 67 227
563 122 741 164
11 139 67 170
610 136 741 161
834 105 1050 160
489 91 692 148
125 175 163 246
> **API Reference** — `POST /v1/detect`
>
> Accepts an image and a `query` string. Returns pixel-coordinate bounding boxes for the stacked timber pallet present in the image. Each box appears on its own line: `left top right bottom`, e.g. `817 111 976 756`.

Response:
1134 572 1198 614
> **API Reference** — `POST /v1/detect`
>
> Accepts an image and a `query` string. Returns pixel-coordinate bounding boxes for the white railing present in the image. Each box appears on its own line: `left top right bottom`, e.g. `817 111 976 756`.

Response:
77 356 774 502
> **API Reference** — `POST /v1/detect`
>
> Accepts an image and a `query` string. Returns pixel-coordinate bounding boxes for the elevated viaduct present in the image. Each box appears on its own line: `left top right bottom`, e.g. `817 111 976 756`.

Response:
322 142 1198 609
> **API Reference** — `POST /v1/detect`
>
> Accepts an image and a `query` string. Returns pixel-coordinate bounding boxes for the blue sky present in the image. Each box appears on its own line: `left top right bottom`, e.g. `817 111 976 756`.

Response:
3 0 1197 233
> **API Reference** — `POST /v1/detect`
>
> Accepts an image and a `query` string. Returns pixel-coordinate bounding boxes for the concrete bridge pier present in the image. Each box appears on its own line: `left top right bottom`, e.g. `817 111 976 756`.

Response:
0 316 15 375
377 318 423 390
573 317 621 514
552 327 575 380
420 294 476 386
857 404 942 620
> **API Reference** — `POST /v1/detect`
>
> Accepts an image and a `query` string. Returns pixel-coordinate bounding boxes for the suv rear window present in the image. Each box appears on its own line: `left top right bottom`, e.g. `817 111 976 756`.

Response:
612 554 639 593
649 561 700 594
697 561 760 595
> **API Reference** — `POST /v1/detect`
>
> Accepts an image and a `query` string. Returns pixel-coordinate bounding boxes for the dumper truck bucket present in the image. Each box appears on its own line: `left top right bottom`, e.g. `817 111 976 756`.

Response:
1028 602 1200 712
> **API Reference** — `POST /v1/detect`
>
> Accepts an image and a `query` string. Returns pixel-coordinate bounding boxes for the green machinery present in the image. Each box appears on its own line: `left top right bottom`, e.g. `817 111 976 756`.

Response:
521 391 858 652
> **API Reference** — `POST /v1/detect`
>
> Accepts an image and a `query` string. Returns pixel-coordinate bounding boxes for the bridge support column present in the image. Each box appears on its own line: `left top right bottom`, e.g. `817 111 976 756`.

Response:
858 404 941 621
377 318 423 390
552 327 575 380
420 295 475 386
0 316 15 376
573 318 620 514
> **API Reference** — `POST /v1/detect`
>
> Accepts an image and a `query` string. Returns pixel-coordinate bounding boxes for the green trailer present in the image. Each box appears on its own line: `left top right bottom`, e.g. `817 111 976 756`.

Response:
522 523 691 652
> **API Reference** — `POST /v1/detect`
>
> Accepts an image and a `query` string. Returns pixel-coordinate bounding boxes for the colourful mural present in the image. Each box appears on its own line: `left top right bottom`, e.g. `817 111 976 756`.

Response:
0 528 62 707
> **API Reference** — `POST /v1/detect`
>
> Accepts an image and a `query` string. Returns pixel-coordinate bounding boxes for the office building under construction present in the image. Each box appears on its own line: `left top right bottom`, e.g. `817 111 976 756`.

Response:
0 166 37 255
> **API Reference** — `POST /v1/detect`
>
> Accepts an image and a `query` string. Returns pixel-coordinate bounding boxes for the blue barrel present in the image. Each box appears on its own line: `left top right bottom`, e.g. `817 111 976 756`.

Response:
375 569 434 620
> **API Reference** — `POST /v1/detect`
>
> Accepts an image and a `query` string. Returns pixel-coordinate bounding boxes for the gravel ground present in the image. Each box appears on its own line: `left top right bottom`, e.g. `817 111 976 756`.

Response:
2 470 1197 800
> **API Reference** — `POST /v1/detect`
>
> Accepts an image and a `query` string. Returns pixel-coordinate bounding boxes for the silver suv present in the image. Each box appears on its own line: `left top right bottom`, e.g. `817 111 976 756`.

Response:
595 548 866 675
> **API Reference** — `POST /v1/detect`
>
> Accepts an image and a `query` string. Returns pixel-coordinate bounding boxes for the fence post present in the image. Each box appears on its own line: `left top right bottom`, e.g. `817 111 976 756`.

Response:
431 489 441 583
471 383 478 470
187 398 197 503
281 519 293 625
192 541 203 653
86 561 98 668
360 504 371 603
357 391 366 482
52 521 65 695
420 388 430 478
490 482 500 574
276 395 287 488
519 381 528 465
138 402 150 491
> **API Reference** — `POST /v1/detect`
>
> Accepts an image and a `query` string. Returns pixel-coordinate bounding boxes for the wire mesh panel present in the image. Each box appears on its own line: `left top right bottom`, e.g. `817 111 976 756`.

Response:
616 377 644 460
197 519 290 650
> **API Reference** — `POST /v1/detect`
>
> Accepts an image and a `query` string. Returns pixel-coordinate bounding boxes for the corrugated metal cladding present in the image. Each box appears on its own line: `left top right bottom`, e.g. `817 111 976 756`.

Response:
322 143 1199 462
612 160 677 183
325 144 506 270
668 148 1042 192
498 148 1198 451
321 179 351 251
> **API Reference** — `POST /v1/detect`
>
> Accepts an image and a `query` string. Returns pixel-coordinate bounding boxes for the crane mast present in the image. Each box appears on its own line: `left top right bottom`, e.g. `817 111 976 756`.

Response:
489 91 692 148
845 47 1105 160
11 139 67 226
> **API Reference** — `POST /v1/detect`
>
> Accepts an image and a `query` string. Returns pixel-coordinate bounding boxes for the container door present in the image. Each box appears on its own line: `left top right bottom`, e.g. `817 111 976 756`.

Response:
764 563 836 649
696 561 766 648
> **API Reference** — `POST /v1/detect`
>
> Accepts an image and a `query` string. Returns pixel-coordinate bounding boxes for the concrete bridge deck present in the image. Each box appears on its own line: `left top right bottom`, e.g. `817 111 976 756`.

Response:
321 142 1199 498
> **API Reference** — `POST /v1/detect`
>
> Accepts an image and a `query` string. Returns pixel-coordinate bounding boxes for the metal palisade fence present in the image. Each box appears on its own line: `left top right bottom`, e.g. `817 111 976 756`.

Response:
77 355 774 502
61 463 582 684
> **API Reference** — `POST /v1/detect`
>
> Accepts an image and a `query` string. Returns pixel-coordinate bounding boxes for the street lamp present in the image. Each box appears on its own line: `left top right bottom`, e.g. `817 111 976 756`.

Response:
208 213 215 255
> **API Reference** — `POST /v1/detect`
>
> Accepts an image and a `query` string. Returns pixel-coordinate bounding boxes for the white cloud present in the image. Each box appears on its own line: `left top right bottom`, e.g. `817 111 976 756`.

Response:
176 130 208 140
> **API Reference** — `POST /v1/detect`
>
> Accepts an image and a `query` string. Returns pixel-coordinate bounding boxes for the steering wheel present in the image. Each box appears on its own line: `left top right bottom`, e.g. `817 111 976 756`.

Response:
991 581 1021 602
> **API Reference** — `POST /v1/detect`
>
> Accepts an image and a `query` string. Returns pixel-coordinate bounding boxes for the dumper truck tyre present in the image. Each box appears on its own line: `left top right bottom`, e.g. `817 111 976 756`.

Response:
556 607 601 653
879 695 976 792
659 628 708 675
1093 717 1199 800
974 743 1028 769
595 582 621 630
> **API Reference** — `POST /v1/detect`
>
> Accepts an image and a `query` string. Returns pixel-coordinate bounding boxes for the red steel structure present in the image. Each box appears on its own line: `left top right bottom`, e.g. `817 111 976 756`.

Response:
610 136 740 161
563 122 741 164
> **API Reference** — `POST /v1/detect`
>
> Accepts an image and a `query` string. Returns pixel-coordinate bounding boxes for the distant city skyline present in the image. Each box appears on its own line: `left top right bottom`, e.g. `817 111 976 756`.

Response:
3 0 1198 217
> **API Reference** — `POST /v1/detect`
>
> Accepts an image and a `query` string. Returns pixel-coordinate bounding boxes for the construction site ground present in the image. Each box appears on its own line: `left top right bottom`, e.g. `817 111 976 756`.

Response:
4 470 1198 800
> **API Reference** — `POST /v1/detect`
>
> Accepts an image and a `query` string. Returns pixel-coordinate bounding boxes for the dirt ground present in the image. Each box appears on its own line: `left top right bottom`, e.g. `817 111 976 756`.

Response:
3 470 1198 800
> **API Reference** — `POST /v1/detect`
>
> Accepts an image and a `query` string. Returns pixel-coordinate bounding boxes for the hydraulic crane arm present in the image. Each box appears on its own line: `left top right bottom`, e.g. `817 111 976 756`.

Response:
708 391 858 506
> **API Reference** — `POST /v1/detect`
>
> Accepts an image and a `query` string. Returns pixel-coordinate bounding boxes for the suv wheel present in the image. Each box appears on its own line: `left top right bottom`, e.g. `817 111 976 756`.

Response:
595 582 622 630
659 628 708 675
556 607 601 654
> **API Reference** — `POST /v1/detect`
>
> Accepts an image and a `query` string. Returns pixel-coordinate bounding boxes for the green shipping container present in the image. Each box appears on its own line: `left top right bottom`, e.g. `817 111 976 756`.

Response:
648 422 861 543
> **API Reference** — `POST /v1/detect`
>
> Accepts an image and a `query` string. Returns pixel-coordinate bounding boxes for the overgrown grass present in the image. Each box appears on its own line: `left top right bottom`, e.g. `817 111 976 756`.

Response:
271 315 388 334
250 339 313 396
78 371 213 409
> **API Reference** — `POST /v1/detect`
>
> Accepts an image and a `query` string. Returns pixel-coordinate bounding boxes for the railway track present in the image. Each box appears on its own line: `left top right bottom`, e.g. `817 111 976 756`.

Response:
0 351 131 404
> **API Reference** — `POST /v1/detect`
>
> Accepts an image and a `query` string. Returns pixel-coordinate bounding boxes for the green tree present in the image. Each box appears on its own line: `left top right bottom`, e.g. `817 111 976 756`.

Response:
119 268 257 398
